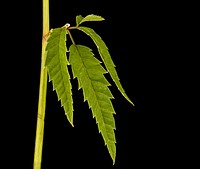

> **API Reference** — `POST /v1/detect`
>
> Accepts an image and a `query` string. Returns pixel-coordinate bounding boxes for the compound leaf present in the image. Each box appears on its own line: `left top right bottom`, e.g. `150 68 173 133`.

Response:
45 27 74 126
78 26 134 105
69 44 116 164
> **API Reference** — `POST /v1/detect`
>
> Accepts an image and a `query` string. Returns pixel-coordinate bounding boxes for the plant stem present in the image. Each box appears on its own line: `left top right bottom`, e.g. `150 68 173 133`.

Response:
33 0 49 168
67 30 76 45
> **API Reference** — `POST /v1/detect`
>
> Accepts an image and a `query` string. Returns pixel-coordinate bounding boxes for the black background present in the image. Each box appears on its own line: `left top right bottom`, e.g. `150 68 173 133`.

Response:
4 0 196 169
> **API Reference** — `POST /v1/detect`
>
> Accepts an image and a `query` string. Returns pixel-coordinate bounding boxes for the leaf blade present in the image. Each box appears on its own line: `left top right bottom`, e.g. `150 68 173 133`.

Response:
76 15 84 26
69 44 116 163
78 26 134 106
45 27 74 126
76 14 105 26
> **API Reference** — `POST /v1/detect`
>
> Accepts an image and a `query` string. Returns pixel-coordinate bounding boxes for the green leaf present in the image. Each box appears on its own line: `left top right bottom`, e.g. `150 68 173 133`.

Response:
78 26 134 106
76 15 84 26
45 27 74 126
76 14 105 26
69 44 116 164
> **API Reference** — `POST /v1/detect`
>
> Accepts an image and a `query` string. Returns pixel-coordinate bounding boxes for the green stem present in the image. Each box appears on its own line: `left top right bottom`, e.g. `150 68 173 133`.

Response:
33 0 49 168
67 29 76 45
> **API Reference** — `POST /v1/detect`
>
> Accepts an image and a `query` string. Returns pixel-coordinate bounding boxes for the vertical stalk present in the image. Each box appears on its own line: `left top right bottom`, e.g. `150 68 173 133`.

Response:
33 0 49 168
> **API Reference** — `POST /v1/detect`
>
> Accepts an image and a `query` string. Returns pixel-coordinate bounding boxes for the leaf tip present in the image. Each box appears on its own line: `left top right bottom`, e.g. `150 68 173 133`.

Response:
130 99 135 106
111 153 116 165
68 119 74 127
122 93 134 106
